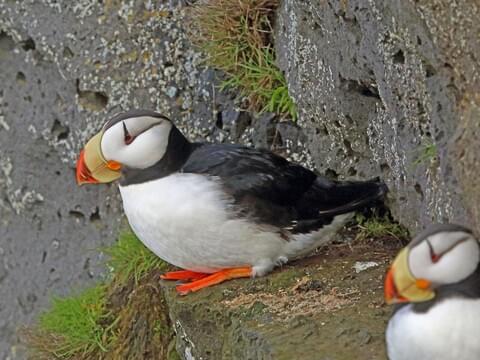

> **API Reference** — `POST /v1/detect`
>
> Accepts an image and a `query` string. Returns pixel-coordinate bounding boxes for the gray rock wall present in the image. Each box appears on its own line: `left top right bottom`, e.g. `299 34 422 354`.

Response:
1 0 479 358
275 0 480 233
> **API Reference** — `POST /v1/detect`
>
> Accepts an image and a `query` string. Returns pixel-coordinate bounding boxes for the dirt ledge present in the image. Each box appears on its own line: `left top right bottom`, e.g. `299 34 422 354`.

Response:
161 244 397 360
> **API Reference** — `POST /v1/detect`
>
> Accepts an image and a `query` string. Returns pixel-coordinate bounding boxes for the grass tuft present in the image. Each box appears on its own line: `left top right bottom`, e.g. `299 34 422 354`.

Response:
106 273 173 359
22 230 174 359
355 213 409 243
22 284 115 359
190 0 297 119
104 230 169 284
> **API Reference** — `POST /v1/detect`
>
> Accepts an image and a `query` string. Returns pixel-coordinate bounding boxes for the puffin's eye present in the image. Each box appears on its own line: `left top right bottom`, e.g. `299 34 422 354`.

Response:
426 239 440 263
123 122 135 145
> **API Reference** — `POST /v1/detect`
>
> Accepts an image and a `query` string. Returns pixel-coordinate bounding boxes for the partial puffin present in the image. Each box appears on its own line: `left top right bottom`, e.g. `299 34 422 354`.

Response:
385 224 480 360
76 109 387 294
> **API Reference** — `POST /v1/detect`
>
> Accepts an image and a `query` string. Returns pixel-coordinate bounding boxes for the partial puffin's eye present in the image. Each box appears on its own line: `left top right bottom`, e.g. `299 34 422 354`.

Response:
426 239 440 263
123 122 135 145
426 235 471 265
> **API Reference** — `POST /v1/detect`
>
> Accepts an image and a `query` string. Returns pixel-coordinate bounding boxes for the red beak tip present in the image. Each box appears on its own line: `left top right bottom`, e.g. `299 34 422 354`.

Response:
76 149 99 185
384 268 398 303
384 268 410 304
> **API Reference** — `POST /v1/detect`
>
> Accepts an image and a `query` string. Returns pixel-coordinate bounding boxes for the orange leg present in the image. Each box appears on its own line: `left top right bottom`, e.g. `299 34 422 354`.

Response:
176 267 252 295
160 270 210 281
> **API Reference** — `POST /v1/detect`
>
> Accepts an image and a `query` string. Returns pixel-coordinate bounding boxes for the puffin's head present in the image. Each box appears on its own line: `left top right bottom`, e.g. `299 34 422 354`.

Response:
385 224 479 304
76 110 173 185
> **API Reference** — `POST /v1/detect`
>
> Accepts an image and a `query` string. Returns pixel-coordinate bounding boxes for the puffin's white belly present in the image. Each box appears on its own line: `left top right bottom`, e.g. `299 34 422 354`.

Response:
386 299 480 360
119 173 287 274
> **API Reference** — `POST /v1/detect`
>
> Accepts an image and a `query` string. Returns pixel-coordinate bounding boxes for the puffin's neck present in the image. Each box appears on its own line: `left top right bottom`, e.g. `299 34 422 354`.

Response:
403 262 480 314
119 126 194 186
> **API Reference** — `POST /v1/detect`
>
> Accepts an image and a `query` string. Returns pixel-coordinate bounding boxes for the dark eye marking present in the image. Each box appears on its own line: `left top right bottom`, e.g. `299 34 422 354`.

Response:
426 239 440 263
427 236 471 263
123 122 135 145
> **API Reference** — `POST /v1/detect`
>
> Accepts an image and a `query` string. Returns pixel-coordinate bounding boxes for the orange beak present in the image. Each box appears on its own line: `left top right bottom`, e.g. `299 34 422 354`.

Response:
384 247 435 305
76 149 99 185
384 267 408 304
75 131 122 185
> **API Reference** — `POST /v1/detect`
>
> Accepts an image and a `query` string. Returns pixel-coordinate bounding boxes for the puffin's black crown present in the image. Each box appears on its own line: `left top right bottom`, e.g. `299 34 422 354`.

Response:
409 223 473 248
103 109 171 132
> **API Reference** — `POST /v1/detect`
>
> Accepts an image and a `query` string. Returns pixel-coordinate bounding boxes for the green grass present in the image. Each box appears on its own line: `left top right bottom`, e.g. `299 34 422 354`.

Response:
190 0 297 119
355 213 409 242
104 230 169 284
25 284 115 359
22 230 173 359
413 141 438 166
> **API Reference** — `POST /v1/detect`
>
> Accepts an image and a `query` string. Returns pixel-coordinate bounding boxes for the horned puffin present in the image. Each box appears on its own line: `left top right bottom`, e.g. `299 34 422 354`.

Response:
385 224 480 360
76 109 387 294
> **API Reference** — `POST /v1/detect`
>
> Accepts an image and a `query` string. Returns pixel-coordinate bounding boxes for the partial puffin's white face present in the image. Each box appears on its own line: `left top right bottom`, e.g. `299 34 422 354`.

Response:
101 115 172 169
408 230 479 286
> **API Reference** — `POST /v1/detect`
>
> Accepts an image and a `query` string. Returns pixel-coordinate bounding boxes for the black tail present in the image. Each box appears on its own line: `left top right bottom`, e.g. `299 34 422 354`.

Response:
297 177 388 218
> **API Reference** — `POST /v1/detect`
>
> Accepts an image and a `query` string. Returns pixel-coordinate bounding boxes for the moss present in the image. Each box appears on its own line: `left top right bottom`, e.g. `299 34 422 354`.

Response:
168 342 183 360
413 140 438 167
189 0 297 119
104 272 174 360
354 213 409 244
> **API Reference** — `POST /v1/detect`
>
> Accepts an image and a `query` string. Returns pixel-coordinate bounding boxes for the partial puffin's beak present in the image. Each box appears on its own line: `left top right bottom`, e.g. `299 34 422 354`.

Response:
384 247 435 304
76 131 122 185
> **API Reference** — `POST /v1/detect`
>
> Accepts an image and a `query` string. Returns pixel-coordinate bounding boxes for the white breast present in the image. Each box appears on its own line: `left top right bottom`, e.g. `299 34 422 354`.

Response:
119 173 287 274
119 173 352 275
386 298 480 360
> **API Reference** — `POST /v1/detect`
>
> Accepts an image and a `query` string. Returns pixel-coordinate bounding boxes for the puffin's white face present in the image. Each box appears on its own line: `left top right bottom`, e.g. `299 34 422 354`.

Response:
385 225 479 304
76 111 173 185
409 231 479 286
101 115 173 169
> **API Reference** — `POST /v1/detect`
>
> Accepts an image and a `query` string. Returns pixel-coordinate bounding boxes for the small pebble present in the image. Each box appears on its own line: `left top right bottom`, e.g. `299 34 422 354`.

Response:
353 261 379 273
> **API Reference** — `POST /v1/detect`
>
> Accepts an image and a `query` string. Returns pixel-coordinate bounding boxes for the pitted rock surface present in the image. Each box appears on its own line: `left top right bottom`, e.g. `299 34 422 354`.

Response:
275 0 479 233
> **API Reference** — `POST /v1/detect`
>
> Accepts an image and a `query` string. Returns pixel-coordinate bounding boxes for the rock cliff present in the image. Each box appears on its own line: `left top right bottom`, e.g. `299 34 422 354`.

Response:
0 0 478 358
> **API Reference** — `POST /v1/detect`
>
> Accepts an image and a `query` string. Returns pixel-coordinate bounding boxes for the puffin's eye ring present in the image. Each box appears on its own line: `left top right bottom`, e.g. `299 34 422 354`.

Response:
122 122 135 145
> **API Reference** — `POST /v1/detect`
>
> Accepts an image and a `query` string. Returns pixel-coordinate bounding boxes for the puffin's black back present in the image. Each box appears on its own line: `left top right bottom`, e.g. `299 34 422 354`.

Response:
182 143 387 234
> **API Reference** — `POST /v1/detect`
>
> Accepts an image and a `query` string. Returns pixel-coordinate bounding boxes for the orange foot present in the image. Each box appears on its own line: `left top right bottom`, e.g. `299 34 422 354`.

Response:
160 270 210 281
175 267 252 295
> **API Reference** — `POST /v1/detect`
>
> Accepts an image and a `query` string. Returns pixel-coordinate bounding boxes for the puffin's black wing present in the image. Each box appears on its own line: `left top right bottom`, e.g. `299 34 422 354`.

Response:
182 144 387 233
183 144 316 203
